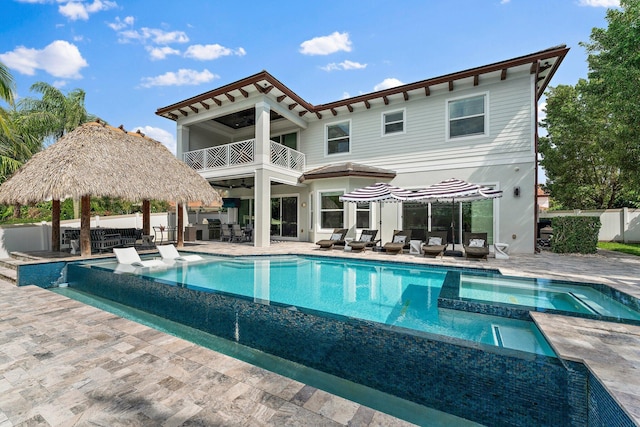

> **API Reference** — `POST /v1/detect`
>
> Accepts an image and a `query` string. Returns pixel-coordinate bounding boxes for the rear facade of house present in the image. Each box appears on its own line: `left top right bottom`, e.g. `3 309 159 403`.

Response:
157 45 569 254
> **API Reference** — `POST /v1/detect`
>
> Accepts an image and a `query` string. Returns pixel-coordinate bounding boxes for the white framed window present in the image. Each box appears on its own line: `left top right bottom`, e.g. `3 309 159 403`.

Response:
319 191 344 229
356 202 371 229
326 120 351 155
382 109 405 135
447 94 487 140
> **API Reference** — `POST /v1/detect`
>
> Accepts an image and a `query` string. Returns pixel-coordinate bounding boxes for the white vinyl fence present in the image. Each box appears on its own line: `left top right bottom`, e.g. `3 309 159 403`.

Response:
0 212 170 259
540 208 640 243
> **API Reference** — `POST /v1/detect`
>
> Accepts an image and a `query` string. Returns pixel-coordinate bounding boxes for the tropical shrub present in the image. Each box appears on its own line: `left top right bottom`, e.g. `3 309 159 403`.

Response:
551 216 601 254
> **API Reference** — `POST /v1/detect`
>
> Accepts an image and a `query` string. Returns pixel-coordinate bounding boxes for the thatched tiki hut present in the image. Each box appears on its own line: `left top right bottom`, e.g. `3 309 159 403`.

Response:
0 121 221 257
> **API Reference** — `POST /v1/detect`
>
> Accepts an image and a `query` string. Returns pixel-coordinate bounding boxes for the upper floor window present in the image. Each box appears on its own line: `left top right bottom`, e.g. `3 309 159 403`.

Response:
383 109 405 135
448 94 486 139
273 132 297 150
326 121 350 155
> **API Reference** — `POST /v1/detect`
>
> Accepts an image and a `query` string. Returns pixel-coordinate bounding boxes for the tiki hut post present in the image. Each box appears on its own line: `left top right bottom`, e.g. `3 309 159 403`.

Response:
142 199 150 235
51 199 60 252
80 195 91 257
177 203 184 248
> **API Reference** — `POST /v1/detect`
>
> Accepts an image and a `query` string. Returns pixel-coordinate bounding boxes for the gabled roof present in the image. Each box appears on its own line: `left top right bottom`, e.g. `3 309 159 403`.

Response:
156 45 569 122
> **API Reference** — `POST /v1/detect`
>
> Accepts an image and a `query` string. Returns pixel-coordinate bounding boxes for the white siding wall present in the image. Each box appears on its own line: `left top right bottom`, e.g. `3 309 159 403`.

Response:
301 72 532 172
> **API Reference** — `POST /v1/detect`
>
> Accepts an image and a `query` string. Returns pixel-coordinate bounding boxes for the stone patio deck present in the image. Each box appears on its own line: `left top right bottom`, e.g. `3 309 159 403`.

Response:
1 241 639 426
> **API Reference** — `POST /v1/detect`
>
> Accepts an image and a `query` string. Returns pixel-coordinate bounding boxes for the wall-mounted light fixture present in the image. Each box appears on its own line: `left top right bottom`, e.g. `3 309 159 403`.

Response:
513 186 520 197
301 202 307 208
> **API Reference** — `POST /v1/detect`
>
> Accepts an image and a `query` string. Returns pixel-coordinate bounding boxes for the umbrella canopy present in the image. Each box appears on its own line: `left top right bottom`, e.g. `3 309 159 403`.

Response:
340 182 415 203
0 120 221 256
409 178 502 203
340 182 415 246
408 178 503 252
0 121 221 205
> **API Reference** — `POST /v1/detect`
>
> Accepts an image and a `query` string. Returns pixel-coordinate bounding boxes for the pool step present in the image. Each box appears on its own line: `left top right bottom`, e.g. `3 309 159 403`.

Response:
0 262 17 284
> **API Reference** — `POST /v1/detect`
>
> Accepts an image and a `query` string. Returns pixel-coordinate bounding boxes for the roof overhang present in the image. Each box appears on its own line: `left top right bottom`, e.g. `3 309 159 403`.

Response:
156 45 569 122
299 162 396 183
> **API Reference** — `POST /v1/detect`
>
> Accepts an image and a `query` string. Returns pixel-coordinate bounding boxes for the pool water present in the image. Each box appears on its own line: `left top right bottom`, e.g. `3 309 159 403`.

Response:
458 274 640 321
95 255 555 356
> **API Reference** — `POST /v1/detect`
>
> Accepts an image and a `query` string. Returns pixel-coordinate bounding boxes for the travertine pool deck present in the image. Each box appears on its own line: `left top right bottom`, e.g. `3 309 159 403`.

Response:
2 241 640 426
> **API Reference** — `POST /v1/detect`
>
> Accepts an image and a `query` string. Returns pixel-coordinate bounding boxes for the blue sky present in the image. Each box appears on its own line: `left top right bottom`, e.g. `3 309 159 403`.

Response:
1 0 620 157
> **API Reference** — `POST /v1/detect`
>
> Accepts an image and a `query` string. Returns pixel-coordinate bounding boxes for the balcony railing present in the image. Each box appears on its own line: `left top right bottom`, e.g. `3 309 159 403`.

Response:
183 138 305 173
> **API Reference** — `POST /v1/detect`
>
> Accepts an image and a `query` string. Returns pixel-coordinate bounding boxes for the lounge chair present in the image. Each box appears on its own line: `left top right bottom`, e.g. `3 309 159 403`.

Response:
463 232 490 260
348 229 380 252
422 231 449 257
157 244 203 262
383 230 412 254
315 228 348 249
113 247 166 268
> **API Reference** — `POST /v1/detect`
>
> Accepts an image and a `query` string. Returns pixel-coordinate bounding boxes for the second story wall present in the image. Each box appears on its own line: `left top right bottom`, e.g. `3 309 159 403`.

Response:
300 71 534 173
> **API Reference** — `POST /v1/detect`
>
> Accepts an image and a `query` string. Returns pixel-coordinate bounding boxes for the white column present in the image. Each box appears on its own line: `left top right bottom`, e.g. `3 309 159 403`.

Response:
255 101 271 164
254 102 272 247
254 169 271 247
177 124 190 159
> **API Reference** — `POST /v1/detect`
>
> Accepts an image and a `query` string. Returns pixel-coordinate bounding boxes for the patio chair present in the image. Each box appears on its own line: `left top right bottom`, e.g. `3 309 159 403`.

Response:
463 232 490 260
422 231 449 258
348 229 379 252
315 228 348 249
220 224 233 242
383 230 412 254
157 244 203 262
231 224 250 242
113 247 166 268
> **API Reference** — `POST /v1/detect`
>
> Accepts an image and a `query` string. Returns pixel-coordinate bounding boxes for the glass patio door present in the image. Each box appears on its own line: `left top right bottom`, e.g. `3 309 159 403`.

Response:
271 196 298 239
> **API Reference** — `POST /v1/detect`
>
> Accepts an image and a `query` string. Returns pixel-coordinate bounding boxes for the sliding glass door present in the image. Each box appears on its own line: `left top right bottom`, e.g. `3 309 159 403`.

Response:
271 196 298 239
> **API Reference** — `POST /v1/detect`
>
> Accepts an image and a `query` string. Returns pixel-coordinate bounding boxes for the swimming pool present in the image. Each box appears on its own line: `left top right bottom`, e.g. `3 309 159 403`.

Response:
61 254 639 426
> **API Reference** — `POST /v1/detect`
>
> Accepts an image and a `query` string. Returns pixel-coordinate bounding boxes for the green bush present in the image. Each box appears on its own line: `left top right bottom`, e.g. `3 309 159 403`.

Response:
551 216 601 254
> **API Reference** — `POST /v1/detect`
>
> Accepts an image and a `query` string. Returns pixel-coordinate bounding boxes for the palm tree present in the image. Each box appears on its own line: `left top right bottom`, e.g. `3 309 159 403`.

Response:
0 61 14 105
0 61 16 137
18 82 96 145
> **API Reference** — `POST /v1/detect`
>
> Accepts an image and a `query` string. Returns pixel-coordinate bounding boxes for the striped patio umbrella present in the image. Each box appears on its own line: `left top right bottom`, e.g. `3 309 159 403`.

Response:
408 178 503 251
340 183 415 246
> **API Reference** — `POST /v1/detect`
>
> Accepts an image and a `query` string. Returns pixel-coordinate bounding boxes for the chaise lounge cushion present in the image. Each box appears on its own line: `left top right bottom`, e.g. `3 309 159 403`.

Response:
348 229 379 251
463 232 490 260
422 231 448 257
316 228 348 249
383 230 412 254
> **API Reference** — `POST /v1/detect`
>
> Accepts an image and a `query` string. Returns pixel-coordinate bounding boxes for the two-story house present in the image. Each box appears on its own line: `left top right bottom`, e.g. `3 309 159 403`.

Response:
156 45 568 254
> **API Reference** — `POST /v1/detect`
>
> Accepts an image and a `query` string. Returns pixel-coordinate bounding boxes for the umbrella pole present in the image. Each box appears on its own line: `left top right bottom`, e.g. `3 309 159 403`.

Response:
451 199 456 252
379 202 382 247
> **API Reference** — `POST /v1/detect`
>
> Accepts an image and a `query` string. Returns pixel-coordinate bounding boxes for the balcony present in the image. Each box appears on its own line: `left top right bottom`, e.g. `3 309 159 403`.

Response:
183 139 305 173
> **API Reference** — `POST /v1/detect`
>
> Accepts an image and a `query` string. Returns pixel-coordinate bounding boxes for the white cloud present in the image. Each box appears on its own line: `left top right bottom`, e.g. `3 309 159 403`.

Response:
500 0 510 4
59 0 117 21
133 126 176 154
341 92 350 99
184 44 246 60
140 69 218 88
108 16 134 31
147 46 180 60
374 78 403 91
0 40 88 78
321 60 367 72
300 31 352 55
52 80 67 88
578 0 620 6
117 27 189 45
